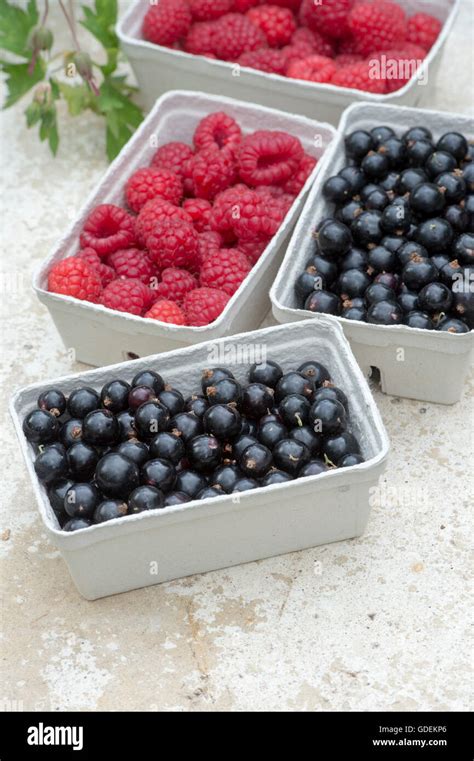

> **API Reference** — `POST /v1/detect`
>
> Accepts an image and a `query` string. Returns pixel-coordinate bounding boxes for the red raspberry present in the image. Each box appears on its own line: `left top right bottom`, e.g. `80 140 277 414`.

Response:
76 249 117 286
76 247 101 268
184 287 230 326
270 0 301 9
150 141 194 180
142 0 192 47
48 257 102 302
283 152 317 194
348 2 407 56
189 0 233 22
235 238 269 265
193 112 242 152
406 13 441 52
135 198 192 246
237 130 303 186
281 41 315 70
125 167 183 213
247 5 297 48
146 219 199 269
184 21 217 55
287 54 337 83
331 60 387 93
101 278 152 316
212 13 268 60
80 204 136 258
232 0 260 11
335 53 363 67
197 231 224 266
368 46 426 93
299 0 353 40
145 299 188 325
336 35 362 56
232 189 282 240
182 198 212 232
200 249 252 295
191 146 237 201
255 184 287 199
209 185 252 242
290 27 335 57
153 267 198 304
238 47 286 74
107 248 155 285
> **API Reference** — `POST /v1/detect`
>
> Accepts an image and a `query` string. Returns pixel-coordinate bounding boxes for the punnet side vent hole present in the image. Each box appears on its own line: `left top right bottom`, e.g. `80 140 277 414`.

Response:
369 366 381 386
125 351 140 360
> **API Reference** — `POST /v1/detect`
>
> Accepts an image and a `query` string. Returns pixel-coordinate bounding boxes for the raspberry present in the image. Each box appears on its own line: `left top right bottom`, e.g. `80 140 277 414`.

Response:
331 60 387 93
209 185 252 242
290 27 335 57
348 2 407 56
232 189 281 240
101 278 153 316
184 21 217 55
299 0 353 40
200 249 252 295
77 249 116 286
197 231 224 266
193 112 242 152
238 48 286 74
135 198 192 247
107 248 155 285
189 0 233 22
255 184 287 198
125 167 183 213
212 13 268 60
246 5 297 48
237 130 303 186
235 237 269 265
283 152 317 194
368 45 426 93
153 267 198 304
182 198 212 232
270 0 301 9
232 0 260 11
406 13 441 52
281 41 315 70
142 0 192 47
287 54 337 83
80 204 136 258
150 142 194 180
191 146 237 200
335 53 363 67
184 287 230 326
145 300 187 325
146 219 199 269
48 257 102 302
336 35 361 56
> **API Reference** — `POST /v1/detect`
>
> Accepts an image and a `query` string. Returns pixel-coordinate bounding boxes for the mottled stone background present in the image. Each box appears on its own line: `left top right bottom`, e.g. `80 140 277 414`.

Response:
0 1 472 711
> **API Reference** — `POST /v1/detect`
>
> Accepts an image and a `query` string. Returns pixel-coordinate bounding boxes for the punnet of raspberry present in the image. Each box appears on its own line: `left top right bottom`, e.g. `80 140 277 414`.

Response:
107 248 155 285
142 0 192 46
199 249 252 295
212 13 268 60
184 287 231 326
101 278 152 316
193 112 242 152
145 300 188 325
246 5 297 48
153 267 198 304
406 12 442 52
146 218 199 270
150 142 194 180
135 198 192 246
348 1 407 56
125 167 183 213
238 130 303 186
331 61 387 93
48 257 102 303
189 0 233 23
299 0 353 40
191 146 237 200
287 54 337 83
183 198 212 232
80 205 136 258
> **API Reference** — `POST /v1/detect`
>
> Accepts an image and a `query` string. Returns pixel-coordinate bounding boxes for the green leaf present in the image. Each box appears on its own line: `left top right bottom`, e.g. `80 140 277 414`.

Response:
105 114 133 161
98 78 143 127
57 81 94 116
36 102 59 155
25 99 41 126
1 57 45 108
80 0 118 51
0 0 38 57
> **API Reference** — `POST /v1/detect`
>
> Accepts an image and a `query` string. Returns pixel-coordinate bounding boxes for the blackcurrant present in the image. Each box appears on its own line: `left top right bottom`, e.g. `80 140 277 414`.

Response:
278 394 311 428
322 432 360 465
261 470 293 486
184 394 209 417
128 485 164 513
403 311 434 329
48 478 75 514
345 129 373 160
415 218 453 252
361 151 389 179
164 491 192 506
437 317 469 333
339 247 368 272
134 402 170 441
82 409 120 446
158 389 185 417
141 458 176 493
249 359 283 389
211 464 243 493
402 256 438 291
425 151 457 178
367 245 397 273
299 459 328 477
95 452 139 498
116 440 150 467
241 383 274 419
94 499 128 523
37 389 66 418
131 369 164 395
309 399 346 435
365 282 396 305
273 439 310 476
34 444 68 484
174 470 208 498
23 409 59 444
409 182 445 216
436 132 468 161
257 420 288 450
205 377 242 406
336 268 371 299
128 385 157 411
116 410 136 441
187 435 222 472
275 371 314 403
100 379 130 413
64 482 101 519
149 431 185 464
67 387 100 419
239 443 272 478
201 367 234 394
67 442 99 480
305 289 341 315
317 220 352 257
398 167 427 194
367 300 403 325
417 282 453 313
297 361 331 387
323 175 352 203
351 210 383 246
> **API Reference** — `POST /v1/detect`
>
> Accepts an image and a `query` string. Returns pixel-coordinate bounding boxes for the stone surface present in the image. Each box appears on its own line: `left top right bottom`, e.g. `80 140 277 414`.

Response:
0 1 472 712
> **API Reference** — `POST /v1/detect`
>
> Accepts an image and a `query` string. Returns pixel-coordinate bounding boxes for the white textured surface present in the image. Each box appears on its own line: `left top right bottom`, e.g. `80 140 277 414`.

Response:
0 1 473 712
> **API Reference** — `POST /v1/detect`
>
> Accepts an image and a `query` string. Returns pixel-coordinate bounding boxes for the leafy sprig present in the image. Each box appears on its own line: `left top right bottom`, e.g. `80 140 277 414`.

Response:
0 0 143 159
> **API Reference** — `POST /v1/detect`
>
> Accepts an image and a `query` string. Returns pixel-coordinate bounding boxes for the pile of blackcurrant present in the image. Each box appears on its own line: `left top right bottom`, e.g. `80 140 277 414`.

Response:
295 124 473 332
22 360 363 531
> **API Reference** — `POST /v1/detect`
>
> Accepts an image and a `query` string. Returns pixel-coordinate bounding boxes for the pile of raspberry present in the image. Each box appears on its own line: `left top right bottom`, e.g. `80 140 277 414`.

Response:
141 0 442 94
47 111 316 326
